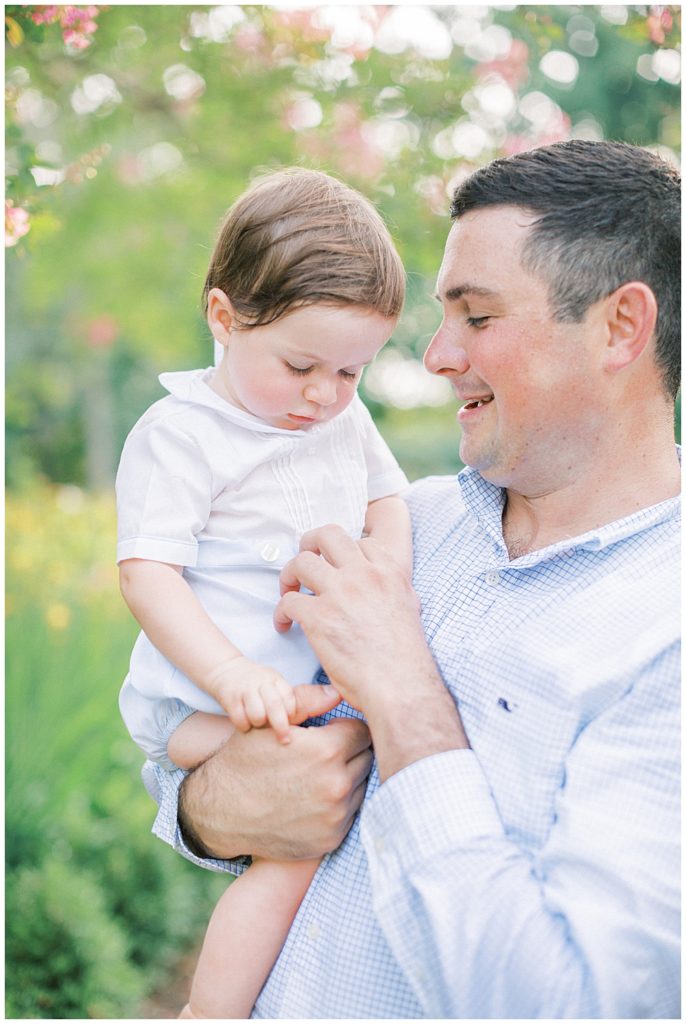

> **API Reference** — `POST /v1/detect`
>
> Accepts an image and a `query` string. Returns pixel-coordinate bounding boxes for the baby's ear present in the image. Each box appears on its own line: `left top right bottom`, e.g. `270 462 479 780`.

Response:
207 288 236 346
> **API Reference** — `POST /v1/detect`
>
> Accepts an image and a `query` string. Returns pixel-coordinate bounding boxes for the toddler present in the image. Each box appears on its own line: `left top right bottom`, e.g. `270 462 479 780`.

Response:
116 168 412 1018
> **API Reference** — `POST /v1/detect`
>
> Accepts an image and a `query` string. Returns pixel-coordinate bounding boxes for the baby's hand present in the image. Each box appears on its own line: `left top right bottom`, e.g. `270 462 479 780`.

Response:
209 657 298 744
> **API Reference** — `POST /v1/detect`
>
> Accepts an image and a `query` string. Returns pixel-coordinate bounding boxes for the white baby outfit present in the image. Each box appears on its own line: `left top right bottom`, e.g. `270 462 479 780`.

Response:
117 368 408 766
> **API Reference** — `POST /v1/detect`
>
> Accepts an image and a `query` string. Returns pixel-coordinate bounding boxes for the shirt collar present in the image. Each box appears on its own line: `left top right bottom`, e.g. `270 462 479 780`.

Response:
158 368 314 436
458 460 680 565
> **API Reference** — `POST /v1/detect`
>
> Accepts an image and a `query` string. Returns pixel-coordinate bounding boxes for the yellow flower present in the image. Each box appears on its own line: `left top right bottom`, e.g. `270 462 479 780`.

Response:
45 603 71 631
5 16 24 48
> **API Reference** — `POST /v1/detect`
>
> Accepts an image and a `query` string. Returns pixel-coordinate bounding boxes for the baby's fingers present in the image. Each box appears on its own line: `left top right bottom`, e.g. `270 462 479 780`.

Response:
261 682 297 744
226 696 251 734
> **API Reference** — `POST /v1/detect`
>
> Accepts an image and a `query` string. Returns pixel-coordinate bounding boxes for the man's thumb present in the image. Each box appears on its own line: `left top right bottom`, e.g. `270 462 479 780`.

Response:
291 683 341 724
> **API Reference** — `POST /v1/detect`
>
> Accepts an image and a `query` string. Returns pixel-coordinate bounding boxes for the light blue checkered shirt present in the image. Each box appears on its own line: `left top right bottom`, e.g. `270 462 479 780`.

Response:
144 467 680 1018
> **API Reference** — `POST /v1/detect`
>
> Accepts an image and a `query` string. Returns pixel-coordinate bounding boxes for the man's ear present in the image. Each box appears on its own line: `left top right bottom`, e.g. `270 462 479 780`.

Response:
603 281 658 375
207 288 236 347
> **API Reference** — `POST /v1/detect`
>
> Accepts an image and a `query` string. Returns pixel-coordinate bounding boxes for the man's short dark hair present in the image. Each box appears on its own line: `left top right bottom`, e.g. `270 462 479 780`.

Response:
451 141 681 400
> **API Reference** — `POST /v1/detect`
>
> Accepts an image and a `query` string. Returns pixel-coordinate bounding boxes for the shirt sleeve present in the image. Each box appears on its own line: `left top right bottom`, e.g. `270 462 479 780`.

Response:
116 414 213 566
353 396 409 501
360 639 680 1019
141 759 251 877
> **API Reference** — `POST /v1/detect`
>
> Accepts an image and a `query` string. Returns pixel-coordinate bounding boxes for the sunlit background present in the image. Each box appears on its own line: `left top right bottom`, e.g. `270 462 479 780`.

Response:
5 5 681 1018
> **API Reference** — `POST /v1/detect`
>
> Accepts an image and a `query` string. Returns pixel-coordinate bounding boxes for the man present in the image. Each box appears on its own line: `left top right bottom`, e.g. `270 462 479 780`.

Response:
146 141 680 1018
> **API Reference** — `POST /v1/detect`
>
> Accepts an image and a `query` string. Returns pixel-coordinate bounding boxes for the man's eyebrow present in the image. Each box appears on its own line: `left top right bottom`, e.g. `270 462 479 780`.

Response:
434 284 500 302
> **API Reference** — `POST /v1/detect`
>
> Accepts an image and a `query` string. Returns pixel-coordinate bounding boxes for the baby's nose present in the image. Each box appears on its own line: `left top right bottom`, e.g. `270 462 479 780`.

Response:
304 380 337 405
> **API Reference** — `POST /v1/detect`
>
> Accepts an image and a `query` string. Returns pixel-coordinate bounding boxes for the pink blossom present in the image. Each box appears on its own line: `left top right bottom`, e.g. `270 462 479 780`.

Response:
274 8 329 43
30 6 60 25
5 200 30 248
62 29 92 49
647 14 666 44
234 23 266 54
29 6 101 47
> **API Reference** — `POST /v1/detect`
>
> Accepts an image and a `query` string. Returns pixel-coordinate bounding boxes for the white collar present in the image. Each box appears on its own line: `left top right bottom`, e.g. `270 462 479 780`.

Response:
158 367 318 436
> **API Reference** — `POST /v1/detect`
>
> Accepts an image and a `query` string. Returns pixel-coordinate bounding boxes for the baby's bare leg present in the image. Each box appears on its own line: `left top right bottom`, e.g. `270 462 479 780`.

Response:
167 711 234 770
179 857 320 1019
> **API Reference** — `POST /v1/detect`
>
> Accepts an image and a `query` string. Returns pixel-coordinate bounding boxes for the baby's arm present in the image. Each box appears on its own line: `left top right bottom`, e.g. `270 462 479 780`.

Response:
364 495 413 578
119 558 297 742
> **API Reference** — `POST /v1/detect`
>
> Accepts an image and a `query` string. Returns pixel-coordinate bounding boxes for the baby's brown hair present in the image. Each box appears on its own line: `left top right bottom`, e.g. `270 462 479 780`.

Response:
202 168 405 327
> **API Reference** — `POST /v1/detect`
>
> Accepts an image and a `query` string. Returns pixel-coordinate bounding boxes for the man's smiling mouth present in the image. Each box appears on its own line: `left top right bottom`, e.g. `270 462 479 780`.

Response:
462 396 494 410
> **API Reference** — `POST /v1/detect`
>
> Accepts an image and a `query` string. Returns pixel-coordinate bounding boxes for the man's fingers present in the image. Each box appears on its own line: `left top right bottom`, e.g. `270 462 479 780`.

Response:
347 746 374 789
299 524 364 567
274 590 309 633
357 535 395 564
279 549 333 597
290 683 342 724
324 716 373 760
347 778 369 818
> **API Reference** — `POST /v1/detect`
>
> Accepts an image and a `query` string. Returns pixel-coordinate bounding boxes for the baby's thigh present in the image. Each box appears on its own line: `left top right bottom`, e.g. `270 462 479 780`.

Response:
167 712 235 770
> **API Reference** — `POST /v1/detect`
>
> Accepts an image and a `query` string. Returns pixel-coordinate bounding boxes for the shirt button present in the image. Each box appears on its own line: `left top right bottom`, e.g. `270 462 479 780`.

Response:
307 922 321 941
374 836 386 854
260 542 280 562
485 570 500 585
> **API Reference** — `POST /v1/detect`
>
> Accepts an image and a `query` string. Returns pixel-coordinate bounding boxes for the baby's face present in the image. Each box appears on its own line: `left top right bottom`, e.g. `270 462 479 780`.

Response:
212 304 396 430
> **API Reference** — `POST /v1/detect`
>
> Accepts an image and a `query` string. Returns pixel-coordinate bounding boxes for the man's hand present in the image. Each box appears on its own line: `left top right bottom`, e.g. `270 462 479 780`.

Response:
274 526 469 780
275 526 427 715
179 684 373 860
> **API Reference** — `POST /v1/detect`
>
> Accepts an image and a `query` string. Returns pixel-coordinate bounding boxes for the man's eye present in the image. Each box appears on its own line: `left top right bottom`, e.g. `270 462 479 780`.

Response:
339 369 358 381
286 363 313 375
467 316 490 329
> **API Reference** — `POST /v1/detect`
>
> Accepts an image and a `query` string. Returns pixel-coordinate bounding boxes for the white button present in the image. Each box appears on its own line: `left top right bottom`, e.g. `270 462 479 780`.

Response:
307 922 321 941
485 570 500 585
374 836 386 854
260 542 280 562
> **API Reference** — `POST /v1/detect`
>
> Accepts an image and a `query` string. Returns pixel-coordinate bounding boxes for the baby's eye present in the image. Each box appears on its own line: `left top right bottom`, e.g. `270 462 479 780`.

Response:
338 368 358 381
466 316 490 329
286 363 313 375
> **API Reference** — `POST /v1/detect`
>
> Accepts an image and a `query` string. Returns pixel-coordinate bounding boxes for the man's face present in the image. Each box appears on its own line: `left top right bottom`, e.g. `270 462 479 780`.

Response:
425 205 608 495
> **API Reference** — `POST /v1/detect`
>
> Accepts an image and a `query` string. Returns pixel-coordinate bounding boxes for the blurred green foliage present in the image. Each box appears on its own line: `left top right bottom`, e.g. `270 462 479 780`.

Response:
5 4 680 487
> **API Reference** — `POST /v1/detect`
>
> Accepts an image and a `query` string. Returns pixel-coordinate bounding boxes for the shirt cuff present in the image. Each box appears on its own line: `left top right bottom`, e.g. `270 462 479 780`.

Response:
367 467 410 502
360 749 504 888
117 536 199 566
142 760 250 876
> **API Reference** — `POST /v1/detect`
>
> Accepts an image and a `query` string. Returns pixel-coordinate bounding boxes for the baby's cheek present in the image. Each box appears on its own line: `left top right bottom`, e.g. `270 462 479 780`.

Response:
334 387 357 416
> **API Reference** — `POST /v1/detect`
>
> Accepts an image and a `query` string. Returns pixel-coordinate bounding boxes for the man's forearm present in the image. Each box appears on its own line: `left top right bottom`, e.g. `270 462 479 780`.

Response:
365 662 469 782
179 758 248 860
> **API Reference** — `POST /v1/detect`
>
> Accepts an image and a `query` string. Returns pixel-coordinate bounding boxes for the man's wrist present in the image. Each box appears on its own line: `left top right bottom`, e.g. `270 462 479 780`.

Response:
178 764 247 860
365 668 469 783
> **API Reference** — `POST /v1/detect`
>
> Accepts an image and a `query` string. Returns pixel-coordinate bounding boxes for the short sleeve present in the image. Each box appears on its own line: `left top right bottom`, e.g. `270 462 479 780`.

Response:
116 414 213 566
354 396 409 501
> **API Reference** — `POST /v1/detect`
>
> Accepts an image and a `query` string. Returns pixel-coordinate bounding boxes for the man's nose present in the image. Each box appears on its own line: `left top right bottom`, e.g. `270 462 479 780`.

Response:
423 327 470 377
304 378 338 406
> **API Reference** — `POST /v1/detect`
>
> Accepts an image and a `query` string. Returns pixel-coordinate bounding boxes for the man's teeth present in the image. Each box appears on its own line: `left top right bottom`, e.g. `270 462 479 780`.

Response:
467 396 493 409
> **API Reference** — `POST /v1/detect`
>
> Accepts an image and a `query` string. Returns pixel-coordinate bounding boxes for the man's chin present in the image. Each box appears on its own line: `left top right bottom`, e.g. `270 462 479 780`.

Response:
460 444 509 487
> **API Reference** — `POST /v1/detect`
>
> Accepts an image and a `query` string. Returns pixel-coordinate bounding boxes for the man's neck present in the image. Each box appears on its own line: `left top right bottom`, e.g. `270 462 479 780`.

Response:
501 435 680 559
